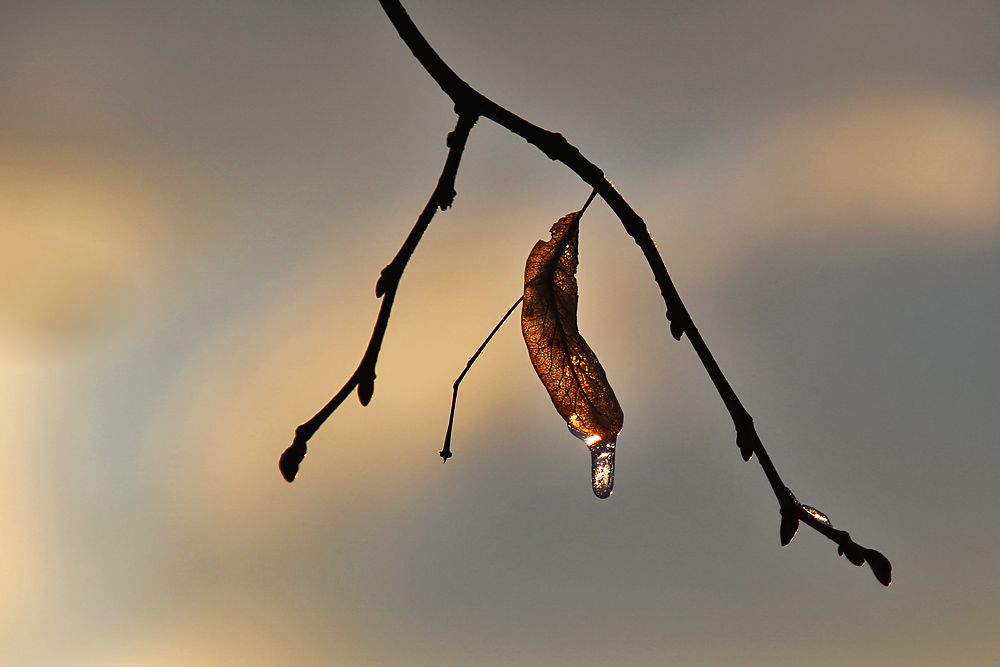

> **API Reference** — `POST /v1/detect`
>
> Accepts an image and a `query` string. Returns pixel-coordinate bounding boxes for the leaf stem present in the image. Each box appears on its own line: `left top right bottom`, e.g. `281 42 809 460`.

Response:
441 296 524 462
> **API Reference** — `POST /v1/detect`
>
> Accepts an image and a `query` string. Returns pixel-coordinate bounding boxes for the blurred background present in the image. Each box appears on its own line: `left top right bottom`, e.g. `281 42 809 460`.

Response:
1 1 999 665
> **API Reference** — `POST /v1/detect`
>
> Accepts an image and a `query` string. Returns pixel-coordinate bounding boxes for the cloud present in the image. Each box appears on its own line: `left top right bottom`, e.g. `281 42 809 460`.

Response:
741 87 1000 236
0 149 172 354
640 87 1000 289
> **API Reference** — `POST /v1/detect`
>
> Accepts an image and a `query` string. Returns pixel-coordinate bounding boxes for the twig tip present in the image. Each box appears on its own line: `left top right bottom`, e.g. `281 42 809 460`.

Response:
279 439 308 482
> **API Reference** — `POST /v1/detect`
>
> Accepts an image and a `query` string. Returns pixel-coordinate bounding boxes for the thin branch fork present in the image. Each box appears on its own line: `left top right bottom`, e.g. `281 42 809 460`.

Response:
280 0 891 586
278 111 478 482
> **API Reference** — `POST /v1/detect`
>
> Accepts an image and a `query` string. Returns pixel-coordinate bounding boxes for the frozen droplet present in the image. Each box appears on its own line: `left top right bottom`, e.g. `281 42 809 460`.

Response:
802 505 831 525
589 441 615 498
567 425 615 498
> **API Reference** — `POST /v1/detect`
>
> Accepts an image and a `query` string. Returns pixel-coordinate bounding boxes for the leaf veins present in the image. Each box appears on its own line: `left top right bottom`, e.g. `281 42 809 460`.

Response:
521 208 624 497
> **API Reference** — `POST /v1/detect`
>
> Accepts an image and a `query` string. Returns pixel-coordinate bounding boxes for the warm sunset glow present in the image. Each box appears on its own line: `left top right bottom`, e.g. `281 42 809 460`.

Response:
3 2 998 665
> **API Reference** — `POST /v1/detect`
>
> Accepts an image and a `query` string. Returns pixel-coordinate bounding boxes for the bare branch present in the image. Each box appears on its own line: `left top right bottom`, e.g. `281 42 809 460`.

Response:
371 0 890 584
279 111 478 482
280 0 889 586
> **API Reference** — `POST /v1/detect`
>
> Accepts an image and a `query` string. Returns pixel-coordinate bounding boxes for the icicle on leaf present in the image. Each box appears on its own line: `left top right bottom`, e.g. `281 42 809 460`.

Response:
802 504 831 526
521 210 624 499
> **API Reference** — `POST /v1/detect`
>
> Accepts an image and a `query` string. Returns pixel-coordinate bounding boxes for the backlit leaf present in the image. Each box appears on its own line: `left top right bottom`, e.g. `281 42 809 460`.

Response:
521 210 624 498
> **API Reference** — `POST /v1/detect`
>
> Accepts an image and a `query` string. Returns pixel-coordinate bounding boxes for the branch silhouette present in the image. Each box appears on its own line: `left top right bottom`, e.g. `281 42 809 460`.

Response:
280 0 891 586
277 111 478 482
442 295 523 464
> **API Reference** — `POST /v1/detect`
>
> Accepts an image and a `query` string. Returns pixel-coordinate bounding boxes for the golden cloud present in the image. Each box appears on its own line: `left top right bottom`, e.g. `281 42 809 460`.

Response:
739 87 1000 235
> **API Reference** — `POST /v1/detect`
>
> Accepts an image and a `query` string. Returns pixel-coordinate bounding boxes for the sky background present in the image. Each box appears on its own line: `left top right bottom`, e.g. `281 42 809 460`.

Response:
1 1 999 665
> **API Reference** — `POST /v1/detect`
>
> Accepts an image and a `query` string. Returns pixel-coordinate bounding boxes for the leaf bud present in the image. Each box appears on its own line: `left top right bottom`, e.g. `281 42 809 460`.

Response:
779 511 799 546
863 548 892 587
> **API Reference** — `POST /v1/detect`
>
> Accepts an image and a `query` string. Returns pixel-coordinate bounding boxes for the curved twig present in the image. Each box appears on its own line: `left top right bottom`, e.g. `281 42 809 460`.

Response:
441 295 523 463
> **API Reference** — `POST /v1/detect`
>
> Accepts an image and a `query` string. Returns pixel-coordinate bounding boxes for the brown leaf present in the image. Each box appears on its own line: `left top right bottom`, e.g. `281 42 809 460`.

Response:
521 210 624 498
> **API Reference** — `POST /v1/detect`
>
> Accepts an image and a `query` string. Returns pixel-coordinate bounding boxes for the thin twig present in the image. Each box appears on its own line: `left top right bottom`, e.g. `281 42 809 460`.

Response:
441 296 523 462
279 111 478 483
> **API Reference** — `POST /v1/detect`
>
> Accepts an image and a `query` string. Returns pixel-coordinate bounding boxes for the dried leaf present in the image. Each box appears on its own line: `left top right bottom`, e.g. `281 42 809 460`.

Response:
521 210 624 498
